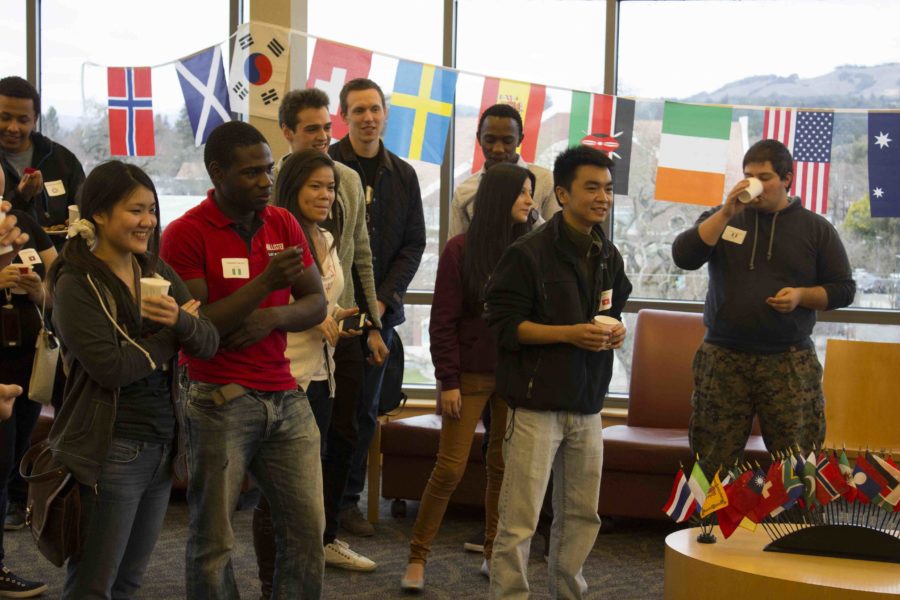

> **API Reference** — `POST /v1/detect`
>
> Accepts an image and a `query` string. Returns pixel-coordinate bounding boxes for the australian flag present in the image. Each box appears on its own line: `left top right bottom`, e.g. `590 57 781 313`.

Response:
867 112 900 217
175 45 232 146
107 67 155 156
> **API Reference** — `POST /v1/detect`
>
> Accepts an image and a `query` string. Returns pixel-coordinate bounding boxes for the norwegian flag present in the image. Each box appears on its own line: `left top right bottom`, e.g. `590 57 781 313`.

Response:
762 108 833 214
107 67 155 156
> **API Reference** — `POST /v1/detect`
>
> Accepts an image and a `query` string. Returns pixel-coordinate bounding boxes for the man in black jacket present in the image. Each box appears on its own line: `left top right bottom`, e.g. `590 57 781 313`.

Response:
485 146 631 599
328 78 425 537
0 77 84 249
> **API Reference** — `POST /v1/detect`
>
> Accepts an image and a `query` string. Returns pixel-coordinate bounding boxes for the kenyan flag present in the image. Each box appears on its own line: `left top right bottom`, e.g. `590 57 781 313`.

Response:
568 92 635 195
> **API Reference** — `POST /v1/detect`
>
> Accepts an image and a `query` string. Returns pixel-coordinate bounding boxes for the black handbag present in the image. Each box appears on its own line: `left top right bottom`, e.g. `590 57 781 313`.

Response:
377 333 407 416
19 439 82 567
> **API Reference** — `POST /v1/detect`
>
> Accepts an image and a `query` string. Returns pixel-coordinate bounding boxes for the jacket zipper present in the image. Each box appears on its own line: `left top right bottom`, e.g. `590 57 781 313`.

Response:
526 351 542 400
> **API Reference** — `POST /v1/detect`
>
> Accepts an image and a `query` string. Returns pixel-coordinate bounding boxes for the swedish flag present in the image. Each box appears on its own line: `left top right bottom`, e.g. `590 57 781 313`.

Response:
384 60 458 165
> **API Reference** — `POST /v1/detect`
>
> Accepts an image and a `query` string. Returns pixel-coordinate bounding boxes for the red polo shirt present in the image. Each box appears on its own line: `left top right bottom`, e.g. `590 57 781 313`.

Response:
160 190 314 391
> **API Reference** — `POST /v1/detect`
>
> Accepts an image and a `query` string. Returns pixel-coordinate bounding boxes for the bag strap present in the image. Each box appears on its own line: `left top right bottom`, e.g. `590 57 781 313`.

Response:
85 273 156 370
19 441 67 483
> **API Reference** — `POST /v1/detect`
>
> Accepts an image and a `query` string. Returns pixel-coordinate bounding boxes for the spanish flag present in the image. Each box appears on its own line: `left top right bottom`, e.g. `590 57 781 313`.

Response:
471 77 546 173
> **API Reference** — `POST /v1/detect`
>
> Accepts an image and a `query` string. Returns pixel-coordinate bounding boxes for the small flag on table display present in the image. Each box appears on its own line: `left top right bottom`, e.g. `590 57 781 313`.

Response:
814 452 846 505
228 22 289 119
662 469 696 523
383 61 458 165
654 102 732 206
107 67 155 157
568 92 635 195
700 471 728 518
868 112 900 217
801 452 818 508
791 110 834 215
307 39 373 140
750 461 789 522
472 77 546 173
836 450 858 503
175 45 232 147
687 461 710 507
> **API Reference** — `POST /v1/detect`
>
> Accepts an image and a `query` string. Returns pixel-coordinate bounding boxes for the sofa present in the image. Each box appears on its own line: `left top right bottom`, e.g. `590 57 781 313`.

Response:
599 309 769 520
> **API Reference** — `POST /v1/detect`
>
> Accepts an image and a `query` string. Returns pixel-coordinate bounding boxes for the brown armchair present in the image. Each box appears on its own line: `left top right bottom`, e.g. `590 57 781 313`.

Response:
599 309 769 520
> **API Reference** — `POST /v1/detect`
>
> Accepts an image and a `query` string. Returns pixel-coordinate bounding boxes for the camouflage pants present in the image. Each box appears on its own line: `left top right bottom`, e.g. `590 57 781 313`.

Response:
689 342 825 478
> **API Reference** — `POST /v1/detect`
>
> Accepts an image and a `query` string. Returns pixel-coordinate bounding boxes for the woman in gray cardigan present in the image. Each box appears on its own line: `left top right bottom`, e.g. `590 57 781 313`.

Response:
47 161 219 600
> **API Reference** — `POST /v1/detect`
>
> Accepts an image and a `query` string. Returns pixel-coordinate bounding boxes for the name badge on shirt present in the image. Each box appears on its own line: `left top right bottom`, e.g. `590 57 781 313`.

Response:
44 180 66 197
722 226 747 245
18 248 41 265
222 258 250 279
599 289 613 311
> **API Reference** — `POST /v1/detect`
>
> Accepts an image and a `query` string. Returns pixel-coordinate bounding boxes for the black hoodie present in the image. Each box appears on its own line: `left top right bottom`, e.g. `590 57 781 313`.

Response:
672 198 855 353
2 131 85 232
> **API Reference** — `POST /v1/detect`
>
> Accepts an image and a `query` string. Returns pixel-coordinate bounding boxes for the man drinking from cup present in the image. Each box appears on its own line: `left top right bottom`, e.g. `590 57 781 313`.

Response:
672 139 856 477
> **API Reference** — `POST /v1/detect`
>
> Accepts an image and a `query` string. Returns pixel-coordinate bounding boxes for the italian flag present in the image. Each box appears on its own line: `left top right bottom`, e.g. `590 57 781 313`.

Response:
655 102 733 206
471 77 546 173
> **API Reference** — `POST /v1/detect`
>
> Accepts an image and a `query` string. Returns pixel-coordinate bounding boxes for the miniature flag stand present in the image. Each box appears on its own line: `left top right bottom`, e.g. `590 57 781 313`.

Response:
663 447 900 563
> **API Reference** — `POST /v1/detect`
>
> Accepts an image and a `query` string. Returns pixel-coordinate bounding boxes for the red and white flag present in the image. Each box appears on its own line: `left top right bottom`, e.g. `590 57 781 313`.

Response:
107 67 155 157
307 39 373 140
762 107 833 214
763 107 796 150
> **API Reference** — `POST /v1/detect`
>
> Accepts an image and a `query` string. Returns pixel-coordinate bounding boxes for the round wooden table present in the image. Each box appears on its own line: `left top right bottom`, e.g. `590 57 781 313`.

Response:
664 527 900 600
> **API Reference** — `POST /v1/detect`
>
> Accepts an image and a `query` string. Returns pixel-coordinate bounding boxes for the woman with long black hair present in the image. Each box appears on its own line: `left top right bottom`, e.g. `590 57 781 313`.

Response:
401 163 536 591
47 161 218 599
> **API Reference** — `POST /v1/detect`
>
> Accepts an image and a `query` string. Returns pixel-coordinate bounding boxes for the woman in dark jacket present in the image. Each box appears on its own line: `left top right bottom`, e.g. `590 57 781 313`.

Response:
47 161 218 600
401 164 536 591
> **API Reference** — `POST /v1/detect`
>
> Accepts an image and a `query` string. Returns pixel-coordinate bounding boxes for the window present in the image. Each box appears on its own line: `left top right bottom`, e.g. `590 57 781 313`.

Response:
0 2 26 79
40 0 232 226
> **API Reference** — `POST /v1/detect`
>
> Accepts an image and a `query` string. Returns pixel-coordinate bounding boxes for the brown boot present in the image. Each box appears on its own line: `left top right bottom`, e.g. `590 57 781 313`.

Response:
252 496 275 600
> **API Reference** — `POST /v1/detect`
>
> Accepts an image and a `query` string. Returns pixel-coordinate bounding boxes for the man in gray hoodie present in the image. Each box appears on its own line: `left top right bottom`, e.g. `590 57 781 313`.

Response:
672 139 855 477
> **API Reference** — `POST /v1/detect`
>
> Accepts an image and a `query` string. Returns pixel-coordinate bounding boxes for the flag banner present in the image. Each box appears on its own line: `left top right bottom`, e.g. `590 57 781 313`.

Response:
175 45 232 147
687 462 710 506
568 92 635 195
763 107 797 150
868 112 900 217
472 77 546 173
791 110 834 215
655 102 732 206
307 39 373 141
107 67 155 157
228 22 290 119
383 61 458 165
700 471 728 518
662 470 696 523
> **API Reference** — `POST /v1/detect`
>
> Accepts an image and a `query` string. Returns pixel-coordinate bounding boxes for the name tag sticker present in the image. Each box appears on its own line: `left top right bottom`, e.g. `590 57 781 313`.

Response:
44 180 66 197
599 289 613 311
722 226 747 244
222 258 250 279
18 248 41 265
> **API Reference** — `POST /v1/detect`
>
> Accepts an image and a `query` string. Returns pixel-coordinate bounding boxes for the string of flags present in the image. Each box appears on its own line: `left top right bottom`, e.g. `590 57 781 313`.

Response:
89 21 900 218
663 449 900 541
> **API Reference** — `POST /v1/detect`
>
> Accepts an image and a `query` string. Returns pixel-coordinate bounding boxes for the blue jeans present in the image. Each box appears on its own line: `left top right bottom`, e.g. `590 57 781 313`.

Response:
184 383 324 600
341 327 394 510
62 439 172 600
489 408 603 600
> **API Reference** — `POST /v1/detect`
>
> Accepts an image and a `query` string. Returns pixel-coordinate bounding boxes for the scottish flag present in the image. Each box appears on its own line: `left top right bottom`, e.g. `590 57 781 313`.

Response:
176 45 232 146
384 60 458 165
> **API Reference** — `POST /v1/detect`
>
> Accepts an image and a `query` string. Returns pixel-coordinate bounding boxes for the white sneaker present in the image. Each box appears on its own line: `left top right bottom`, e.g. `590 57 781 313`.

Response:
324 539 377 572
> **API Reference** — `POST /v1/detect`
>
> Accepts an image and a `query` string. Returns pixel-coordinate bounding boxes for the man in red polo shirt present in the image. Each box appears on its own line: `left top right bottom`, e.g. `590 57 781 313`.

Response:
160 121 327 599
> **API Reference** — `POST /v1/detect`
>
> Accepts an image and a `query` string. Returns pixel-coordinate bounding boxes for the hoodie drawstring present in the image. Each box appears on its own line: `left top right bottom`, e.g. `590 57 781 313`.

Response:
748 210 780 270
767 211 778 261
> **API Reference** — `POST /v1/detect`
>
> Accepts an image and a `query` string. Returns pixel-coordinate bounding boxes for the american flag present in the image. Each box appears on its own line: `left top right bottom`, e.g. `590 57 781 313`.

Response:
762 108 833 214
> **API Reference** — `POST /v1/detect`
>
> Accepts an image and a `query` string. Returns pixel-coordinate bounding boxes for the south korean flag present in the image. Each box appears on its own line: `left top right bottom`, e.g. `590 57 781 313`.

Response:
228 22 290 119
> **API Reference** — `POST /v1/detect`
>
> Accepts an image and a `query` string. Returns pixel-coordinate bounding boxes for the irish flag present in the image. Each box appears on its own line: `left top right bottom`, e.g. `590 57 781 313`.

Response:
655 102 733 206
471 77 546 173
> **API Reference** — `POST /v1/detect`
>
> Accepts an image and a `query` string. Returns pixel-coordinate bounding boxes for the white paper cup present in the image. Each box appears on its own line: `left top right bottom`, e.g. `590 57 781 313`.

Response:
10 264 33 295
737 177 763 204
68 204 80 224
140 277 171 307
592 315 619 330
